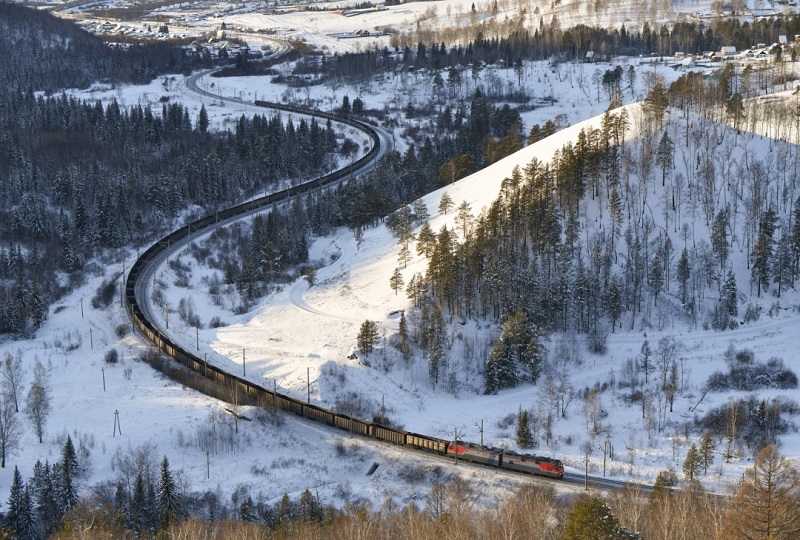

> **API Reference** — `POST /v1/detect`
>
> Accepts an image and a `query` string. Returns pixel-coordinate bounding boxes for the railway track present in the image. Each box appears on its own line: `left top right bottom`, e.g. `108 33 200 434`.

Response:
127 64 635 494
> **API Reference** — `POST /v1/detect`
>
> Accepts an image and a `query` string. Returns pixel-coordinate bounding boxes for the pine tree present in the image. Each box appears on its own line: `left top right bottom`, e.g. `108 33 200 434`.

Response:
606 275 622 332
650 253 663 305
157 456 181 531
57 436 78 513
723 270 738 318
18 486 34 540
455 200 473 238
397 244 412 269
6 466 24 534
682 444 702 482
699 432 715 474
357 320 380 357
412 199 429 224
438 192 454 215
711 208 729 269
197 104 209 134
277 492 294 528
397 311 410 357
484 309 545 393
389 268 404 295
298 489 321 523
239 495 257 523
752 209 778 297
516 409 533 448
563 496 639 539
655 131 674 186
416 222 437 258
32 460 58 537
651 469 678 498
639 339 653 384
677 248 690 306
129 472 148 535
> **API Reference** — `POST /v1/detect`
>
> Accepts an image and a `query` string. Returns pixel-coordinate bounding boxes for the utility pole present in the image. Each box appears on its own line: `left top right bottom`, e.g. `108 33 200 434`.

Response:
120 258 125 307
603 440 607 477
273 379 277 414
113 410 122 437
80 297 84 319
243 349 246 377
196 324 199 350
454 428 458 465
584 451 589 490
89 328 93 350
101 366 106 392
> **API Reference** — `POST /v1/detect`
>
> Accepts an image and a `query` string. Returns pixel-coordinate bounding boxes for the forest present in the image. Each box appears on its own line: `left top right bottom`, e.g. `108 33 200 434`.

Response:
6 1 800 537
5 440 800 540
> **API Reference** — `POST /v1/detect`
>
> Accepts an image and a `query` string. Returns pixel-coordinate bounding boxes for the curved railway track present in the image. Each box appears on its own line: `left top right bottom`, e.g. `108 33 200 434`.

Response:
126 68 632 491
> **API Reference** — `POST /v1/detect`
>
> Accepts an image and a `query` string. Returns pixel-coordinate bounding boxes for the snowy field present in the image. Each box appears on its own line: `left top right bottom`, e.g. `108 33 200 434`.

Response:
8 0 800 513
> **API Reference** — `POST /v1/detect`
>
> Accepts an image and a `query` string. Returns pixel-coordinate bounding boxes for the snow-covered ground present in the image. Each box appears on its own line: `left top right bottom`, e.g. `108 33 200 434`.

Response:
10 0 800 511
51 0 800 57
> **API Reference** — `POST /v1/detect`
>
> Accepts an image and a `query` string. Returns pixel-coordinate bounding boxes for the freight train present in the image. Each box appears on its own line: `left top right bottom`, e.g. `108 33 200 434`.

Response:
125 100 564 482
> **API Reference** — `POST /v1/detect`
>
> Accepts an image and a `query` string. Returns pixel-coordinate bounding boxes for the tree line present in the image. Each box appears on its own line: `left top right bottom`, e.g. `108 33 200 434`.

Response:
7 443 800 540
0 89 339 334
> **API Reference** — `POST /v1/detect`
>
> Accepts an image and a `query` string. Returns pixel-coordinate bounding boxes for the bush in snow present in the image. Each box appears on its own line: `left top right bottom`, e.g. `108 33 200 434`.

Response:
706 347 797 391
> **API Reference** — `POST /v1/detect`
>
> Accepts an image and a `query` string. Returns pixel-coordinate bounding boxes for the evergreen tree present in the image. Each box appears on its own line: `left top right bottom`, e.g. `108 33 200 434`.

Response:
682 444 702 482
655 131 674 186
515 409 533 448
32 460 58 537
752 209 778 297
650 252 663 305
699 432 715 474
357 320 380 357
239 495 257 523
129 472 148 536
390 267 404 295
677 247 690 306
411 199 429 224
6 466 24 535
711 208 729 269
638 339 652 384
651 469 678 497
416 222 437 259
18 486 34 540
606 275 622 332
277 492 294 528
57 436 78 513
397 311 410 357
723 270 738 318
197 104 209 134
484 309 545 394
438 192 454 215
298 489 321 523
563 496 639 539
157 456 182 531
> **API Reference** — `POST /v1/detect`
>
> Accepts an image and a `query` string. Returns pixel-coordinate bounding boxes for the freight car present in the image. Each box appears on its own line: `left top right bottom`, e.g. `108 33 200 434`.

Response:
125 99 565 485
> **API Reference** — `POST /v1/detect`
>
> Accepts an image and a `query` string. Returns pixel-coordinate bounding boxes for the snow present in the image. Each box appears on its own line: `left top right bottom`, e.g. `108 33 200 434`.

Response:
12 0 800 512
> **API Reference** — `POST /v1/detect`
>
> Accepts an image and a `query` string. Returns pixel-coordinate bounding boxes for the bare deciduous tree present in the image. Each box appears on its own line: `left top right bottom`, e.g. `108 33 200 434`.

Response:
2 352 24 413
25 361 51 444
0 397 21 468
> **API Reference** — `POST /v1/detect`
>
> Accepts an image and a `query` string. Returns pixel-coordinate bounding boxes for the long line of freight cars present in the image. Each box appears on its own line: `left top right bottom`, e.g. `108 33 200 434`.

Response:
125 100 564 480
